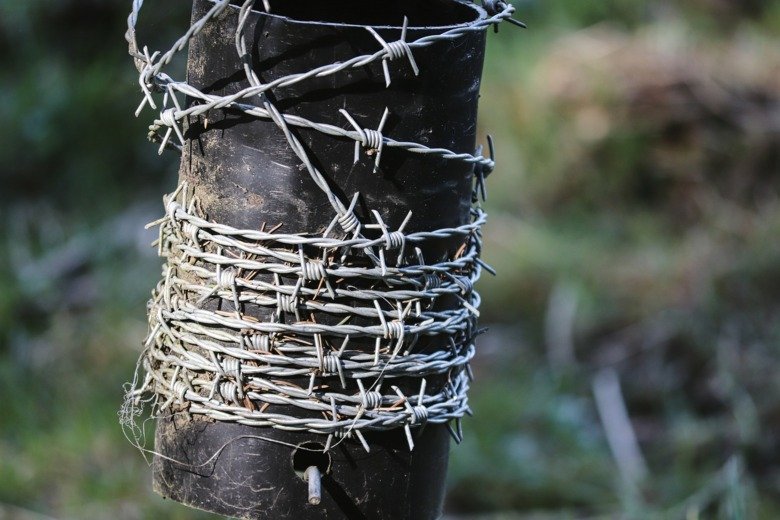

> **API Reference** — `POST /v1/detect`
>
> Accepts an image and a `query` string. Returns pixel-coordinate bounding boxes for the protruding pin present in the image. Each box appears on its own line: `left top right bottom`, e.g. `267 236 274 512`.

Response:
304 466 322 506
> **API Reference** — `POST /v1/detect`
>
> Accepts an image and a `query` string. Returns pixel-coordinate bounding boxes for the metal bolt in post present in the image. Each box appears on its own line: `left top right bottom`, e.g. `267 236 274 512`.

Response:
304 466 322 506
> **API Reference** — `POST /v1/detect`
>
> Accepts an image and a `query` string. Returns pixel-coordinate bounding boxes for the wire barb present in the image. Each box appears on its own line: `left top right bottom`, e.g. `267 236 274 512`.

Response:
366 17 419 87
340 107 390 173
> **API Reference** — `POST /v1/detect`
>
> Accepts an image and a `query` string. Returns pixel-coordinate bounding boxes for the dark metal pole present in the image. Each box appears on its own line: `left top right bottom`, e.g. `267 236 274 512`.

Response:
152 1 488 518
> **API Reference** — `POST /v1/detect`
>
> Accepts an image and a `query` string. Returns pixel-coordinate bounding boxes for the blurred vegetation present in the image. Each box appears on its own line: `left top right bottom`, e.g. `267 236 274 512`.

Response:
1 0 779 518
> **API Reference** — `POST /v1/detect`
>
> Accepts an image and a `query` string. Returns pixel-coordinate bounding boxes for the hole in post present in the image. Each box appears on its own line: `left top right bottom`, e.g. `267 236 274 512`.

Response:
232 0 482 28
291 442 331 479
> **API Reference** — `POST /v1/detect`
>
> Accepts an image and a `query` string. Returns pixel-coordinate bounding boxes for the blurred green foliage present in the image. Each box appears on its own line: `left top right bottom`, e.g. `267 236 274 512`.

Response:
0 0 779 518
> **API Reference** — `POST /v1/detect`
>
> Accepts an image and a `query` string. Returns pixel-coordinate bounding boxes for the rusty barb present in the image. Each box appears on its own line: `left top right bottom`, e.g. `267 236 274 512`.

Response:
121 0 523 456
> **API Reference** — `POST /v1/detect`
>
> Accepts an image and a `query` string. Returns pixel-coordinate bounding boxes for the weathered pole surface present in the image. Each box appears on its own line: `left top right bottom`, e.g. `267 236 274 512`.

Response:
152 1 488 518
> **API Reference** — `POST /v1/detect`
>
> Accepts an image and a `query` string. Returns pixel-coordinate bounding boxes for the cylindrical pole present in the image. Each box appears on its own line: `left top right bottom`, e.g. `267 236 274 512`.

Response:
144 1 491 518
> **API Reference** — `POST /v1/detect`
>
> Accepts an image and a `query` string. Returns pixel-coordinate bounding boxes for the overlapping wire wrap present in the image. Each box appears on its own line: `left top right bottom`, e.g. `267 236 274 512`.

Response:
121 0 517 452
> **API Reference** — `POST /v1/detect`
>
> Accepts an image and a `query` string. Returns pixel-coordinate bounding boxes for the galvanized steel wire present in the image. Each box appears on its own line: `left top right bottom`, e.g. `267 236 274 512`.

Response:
121 0 517 453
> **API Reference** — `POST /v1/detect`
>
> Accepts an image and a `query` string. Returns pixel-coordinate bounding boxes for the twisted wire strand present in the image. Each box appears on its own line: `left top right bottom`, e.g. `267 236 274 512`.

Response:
122 0 516 452
126 0 512 168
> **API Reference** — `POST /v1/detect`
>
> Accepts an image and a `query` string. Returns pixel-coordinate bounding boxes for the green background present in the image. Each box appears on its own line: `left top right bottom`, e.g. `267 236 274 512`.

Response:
1 0 779 518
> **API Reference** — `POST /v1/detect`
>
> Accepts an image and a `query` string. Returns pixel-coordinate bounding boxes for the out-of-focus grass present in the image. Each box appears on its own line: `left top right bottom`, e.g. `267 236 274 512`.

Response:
447 1 780 518
1 0 779 518
0 205 221 518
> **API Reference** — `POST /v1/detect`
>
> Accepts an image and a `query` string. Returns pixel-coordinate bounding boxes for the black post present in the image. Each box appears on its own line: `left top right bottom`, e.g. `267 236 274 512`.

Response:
152 1 488 518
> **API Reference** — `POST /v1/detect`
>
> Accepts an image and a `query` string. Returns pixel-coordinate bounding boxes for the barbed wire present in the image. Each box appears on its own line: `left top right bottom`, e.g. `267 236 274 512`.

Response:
121 0 519 454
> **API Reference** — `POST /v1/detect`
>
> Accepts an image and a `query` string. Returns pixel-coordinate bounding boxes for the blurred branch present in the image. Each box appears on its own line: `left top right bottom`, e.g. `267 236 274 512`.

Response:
592 367 648 486
545 281 578 370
